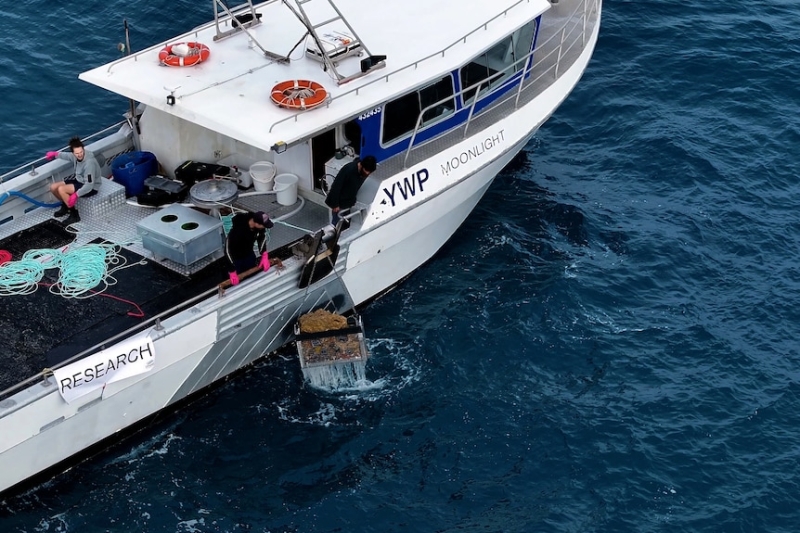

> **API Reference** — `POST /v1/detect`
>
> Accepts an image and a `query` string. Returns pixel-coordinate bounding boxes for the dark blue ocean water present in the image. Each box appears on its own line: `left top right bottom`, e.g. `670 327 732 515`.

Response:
3 1 800 531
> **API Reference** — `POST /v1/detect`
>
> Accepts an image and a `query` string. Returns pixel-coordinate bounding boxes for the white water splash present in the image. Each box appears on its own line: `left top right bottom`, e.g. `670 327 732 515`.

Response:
302 360 368 391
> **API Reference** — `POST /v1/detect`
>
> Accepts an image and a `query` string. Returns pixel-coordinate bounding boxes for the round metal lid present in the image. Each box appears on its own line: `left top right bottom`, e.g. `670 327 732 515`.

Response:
189 179 239 208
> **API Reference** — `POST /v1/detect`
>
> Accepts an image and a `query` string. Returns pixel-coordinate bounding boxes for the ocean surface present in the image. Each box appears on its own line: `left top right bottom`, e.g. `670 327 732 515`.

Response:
2 0 800 531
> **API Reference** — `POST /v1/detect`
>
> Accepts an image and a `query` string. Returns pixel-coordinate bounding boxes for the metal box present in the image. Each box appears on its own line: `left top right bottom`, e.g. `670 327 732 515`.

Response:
136 204 223 265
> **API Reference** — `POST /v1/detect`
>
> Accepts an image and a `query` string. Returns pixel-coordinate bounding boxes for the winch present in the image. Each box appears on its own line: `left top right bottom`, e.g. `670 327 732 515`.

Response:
189 179 239 218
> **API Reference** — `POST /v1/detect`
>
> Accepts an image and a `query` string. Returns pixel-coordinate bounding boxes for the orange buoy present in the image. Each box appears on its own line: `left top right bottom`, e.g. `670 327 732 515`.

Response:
270 80 328 110
158 42 211 67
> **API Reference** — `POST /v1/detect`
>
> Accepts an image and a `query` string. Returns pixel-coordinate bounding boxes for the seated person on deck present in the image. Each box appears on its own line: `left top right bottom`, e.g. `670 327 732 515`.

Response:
45 137 102 226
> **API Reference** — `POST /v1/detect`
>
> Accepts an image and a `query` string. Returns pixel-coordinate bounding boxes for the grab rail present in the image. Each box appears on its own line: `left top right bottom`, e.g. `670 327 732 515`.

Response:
0 121 126 184
402 0 599 167
271 0 599 135
269 0 541 133
0 286 219 403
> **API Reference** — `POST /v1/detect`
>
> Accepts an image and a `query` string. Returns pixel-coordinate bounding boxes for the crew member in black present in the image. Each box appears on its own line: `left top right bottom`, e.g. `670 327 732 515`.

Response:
225 211 273 286
325 155 376 225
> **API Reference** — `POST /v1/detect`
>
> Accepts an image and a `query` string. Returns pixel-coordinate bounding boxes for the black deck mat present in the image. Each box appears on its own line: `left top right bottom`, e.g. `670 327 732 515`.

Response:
0 224 229 392
0 218 75 259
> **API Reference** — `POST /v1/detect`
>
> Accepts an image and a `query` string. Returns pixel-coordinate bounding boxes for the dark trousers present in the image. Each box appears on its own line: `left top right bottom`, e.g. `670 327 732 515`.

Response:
232 252 258 273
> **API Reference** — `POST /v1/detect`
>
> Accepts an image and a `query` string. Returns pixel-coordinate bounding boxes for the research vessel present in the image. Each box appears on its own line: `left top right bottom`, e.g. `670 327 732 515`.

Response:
0 0 601 494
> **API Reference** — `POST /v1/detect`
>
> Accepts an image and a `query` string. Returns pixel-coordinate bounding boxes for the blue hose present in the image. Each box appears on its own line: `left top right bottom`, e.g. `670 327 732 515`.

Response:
0 190 61 208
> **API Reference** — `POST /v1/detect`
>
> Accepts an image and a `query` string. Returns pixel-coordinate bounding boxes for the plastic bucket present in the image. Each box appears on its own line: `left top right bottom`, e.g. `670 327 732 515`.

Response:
274 173 298 206
250 161 276 192
111 151 158 196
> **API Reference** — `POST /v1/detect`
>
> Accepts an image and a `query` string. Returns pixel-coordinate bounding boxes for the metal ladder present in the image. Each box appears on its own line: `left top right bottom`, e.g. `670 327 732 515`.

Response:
285 0 377 83
212 0 291 63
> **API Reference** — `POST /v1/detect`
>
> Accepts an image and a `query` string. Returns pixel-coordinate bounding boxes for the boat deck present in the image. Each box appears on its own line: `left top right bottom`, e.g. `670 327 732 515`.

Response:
0 179 331 392
0 0 601 394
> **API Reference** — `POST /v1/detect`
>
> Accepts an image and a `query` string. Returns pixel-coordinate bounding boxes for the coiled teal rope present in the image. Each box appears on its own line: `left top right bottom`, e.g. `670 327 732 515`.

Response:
0 243 134 298
0 254 46 295
55 245 110 297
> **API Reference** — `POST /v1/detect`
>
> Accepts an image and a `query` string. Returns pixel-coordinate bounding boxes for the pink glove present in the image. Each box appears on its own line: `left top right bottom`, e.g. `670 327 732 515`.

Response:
229 271 240 285
67 193 78 208
259 252 270 272
45 151 59 161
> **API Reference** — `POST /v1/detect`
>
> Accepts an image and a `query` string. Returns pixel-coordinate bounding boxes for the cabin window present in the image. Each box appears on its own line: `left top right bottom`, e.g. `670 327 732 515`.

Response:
344 120 362 155
420 76 456 126
460 20 537 105
382 75 455 144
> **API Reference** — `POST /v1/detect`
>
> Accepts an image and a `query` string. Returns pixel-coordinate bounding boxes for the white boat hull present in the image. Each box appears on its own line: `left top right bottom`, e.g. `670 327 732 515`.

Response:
343 13 600 304
0 0 602 495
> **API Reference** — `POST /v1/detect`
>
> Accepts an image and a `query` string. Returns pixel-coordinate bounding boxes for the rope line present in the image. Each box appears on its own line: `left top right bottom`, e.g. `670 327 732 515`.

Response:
0 243 144 300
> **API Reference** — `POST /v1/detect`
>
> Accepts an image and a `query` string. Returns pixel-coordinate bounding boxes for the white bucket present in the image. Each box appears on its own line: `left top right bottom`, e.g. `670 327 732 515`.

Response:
250 161 276 192
274 173 299 206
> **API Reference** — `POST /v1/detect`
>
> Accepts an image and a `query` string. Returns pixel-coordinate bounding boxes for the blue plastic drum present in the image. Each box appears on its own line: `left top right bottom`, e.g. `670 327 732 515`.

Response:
111 151 158 196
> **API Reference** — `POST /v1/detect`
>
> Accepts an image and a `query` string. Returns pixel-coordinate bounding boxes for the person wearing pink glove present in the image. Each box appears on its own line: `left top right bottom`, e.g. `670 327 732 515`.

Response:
224 210 274 286
48 137 103 226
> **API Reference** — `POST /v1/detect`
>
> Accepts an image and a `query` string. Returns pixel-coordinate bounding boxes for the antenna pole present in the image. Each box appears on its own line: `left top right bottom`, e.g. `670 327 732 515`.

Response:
123 20 142 144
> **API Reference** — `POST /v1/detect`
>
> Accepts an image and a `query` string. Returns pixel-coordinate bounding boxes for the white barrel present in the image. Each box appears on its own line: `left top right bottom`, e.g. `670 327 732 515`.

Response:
274 173 298 206
250 161 276 192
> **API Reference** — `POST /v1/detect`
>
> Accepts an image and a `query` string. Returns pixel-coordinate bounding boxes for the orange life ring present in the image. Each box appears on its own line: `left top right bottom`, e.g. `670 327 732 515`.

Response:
270 80 328 110
158 42 211 67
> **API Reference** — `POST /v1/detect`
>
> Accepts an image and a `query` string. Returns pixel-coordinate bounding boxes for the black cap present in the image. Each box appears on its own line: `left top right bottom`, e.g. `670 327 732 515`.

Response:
254 211 274 228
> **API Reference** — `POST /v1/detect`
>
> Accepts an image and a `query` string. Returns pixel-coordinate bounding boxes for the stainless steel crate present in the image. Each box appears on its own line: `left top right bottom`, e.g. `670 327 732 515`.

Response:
136 204 223 266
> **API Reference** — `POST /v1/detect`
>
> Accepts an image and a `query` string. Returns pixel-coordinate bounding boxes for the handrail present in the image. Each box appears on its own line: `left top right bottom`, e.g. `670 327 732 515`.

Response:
269 0 536 133
0 121 126 183
102 1 281 73
402 0 598 167
0 285 219 402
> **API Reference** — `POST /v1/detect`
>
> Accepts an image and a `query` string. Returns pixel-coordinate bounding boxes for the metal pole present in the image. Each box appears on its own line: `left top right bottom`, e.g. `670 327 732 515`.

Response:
124 20 142 148
554 27 566 79
463 87 480 138
515 46 534 108
583 0 588 47
403 118 421 169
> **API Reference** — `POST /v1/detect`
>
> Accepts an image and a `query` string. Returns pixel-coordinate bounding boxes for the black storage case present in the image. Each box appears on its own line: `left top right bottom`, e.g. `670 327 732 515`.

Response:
136 176 189 206
136 189 173 207
174 161 230 187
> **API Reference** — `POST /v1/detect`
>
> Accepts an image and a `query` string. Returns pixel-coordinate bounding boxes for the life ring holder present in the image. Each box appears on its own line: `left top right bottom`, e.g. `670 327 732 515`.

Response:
270 80 328 110
158 42 211 67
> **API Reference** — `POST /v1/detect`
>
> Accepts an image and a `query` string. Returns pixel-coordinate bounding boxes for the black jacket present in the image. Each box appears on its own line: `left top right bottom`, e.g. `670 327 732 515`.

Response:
225 213 266 272
325 159 365 210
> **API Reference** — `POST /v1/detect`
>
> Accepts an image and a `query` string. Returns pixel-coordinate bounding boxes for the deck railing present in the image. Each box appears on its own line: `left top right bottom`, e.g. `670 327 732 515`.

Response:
401 0 600 167
0 286 220 406
0 121 126 185
270 0 600 135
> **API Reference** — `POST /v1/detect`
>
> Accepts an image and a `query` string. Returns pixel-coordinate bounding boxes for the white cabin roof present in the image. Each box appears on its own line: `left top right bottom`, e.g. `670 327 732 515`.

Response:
80 0 551 152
